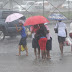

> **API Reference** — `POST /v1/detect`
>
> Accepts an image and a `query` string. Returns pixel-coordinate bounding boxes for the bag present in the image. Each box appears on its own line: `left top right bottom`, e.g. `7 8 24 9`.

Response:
54 28 58 33
54 23 59 33
26 28 31 37
64 38 72 46
21 45 25 51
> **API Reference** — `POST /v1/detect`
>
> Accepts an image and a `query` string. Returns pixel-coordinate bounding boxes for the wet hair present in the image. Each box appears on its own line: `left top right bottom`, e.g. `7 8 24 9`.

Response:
39 24 44 27
33 25 38 28
58 20 62 22
20 16 26 20
40 24 48 34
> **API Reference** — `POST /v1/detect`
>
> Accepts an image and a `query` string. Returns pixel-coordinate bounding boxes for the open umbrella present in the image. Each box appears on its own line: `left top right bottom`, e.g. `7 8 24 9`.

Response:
24 15 49 26
48 13 67 20
5 13 24 22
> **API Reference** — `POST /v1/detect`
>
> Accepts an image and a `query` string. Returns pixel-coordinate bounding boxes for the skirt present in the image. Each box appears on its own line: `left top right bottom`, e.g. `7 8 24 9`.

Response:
46 37 52 51
32 38 39 48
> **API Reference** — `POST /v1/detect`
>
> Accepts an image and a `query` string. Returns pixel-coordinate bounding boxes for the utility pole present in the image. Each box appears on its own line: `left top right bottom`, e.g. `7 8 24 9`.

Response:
68 0 70 19
10 0 13 10
43 0 44 16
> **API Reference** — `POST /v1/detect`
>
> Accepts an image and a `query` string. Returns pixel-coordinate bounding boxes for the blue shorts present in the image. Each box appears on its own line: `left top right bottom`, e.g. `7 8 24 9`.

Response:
46 37 52 51
19 37 27 46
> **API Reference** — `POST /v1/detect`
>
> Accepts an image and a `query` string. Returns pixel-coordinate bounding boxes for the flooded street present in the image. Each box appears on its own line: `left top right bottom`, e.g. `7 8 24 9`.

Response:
0 24 72 72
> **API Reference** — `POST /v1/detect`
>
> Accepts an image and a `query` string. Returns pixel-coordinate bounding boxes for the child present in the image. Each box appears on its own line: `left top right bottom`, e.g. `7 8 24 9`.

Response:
35 24 47 59
16 20 28 56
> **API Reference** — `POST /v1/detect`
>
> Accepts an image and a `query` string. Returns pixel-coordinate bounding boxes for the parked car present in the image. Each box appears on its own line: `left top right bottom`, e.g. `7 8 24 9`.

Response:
21 1 35 12
34 1 53 10
0 10 26 40
61 0 72 9
13 5 26 12
13 5 22 11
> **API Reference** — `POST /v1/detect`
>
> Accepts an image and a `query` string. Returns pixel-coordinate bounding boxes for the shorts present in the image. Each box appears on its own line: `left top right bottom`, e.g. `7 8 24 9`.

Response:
46 37 52 51
19 37 27 46
38 38 47 50
58 36 65 43
32 38 40 48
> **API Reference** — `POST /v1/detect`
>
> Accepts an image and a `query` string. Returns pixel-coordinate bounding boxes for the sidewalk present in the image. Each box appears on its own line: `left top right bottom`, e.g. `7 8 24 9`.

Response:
0 24 72 72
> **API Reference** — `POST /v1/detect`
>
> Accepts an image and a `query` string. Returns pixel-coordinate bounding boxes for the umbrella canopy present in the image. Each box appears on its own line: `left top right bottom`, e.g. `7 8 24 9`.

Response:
5 13 24 22
48 13 67 20
24 15 49 26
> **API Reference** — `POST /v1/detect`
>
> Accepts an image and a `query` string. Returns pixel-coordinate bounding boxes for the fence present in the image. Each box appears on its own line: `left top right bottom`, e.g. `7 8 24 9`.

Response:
0 0 72 20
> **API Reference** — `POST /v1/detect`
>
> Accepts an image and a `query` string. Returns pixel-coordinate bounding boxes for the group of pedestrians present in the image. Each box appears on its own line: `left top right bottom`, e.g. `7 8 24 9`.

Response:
30 24 52 59
15 20 67 60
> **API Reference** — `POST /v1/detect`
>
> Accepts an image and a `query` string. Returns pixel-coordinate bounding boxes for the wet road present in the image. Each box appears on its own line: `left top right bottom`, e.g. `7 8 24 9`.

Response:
0 24 72 72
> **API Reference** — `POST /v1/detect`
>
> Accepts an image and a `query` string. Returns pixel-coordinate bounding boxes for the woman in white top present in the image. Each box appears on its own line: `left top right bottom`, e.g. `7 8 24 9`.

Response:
54 20 67 55
45 25 52 59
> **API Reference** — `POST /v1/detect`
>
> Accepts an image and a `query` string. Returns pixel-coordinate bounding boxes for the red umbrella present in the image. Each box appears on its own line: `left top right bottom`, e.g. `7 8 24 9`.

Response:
24 15 49 26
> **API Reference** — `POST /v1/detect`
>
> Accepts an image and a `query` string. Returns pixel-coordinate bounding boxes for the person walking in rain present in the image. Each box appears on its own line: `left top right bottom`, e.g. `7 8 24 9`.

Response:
30 25 40 59
15 20 28 56
54 20 67 55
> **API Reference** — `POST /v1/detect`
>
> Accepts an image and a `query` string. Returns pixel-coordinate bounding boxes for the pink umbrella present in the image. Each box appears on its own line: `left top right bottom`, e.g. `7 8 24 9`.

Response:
5 13 24 22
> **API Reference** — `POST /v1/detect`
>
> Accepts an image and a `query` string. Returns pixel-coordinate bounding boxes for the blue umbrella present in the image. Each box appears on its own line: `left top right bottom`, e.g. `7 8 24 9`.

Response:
48 13 67 20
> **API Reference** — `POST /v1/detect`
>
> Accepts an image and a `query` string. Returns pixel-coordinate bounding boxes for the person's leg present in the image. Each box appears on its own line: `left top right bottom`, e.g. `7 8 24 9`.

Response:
33 38 38 59
34 48 37 59
59 42 63 55
38 38 47 59
41 50 44 59
60 37 65 55
44 50 46 59
24 45 28 56
58 36 64 55
43 38 47 59
17 38 22 56
38 48 40 58
37 40 40 59
46 50 51 59
23 37 28 56
42 50 46 59
43 51 44 59
46 40 51 59
19 45 21 56
16 45 21 56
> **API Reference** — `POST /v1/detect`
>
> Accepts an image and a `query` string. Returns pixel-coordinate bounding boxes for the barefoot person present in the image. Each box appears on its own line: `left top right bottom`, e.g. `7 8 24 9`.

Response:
16 20 28 56
30 25 40 59
35 24 48 59
54 20 67 55
45 25 52 59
